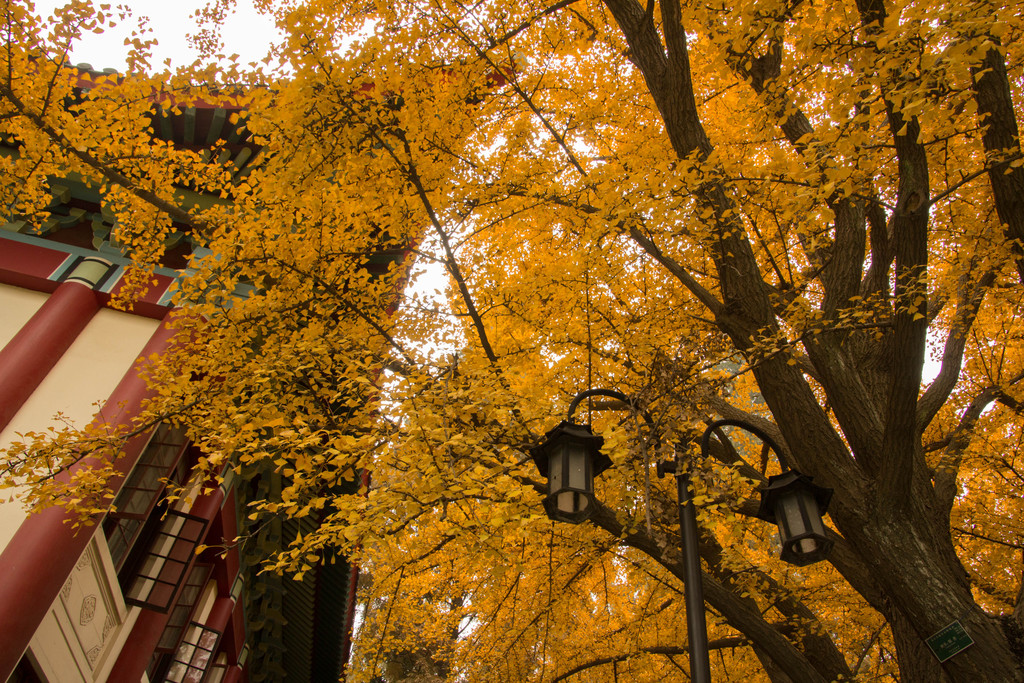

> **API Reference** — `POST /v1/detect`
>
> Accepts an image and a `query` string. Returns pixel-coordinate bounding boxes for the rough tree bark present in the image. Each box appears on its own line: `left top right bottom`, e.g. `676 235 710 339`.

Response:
599 0 1024 679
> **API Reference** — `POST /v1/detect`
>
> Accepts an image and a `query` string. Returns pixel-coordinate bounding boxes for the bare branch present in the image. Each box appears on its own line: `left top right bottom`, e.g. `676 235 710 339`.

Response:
917 270 997 431
551 640 749 682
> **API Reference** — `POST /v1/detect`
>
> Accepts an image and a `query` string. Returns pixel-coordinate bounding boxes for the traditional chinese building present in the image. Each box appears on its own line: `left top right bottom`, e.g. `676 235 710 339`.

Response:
0 65 387 683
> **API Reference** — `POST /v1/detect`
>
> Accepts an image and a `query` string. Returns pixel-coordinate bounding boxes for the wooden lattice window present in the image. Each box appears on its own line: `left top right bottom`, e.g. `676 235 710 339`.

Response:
123 510 208 613
158 564 213 652
163 622 223 683
105 424 190 570
202 654 230 683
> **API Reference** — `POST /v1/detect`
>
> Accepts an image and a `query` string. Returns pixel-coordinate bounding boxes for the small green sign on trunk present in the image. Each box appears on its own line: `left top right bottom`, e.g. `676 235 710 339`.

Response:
925 620 974 663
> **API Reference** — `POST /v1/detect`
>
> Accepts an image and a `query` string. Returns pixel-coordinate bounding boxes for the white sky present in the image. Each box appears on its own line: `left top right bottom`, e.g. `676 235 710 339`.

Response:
31 0 282 72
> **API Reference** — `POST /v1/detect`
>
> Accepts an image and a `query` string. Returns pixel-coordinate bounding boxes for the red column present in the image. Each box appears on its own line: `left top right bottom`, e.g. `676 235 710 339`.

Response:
212 487 241 596
0 280 102 432
205 596 235 636
225 591 248 663
0 310 180 682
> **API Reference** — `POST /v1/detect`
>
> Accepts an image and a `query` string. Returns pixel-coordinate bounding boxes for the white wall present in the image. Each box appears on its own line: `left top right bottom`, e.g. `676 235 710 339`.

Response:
0 305 160 551
0 283 47 349
27 534 131 683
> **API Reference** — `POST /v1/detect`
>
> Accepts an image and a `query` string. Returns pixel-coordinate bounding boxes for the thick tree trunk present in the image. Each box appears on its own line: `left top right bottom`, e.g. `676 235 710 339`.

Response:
753 646 796 683
599 0 1024 679
891 608 951 683
838 502 1024 681
971 47 1024 285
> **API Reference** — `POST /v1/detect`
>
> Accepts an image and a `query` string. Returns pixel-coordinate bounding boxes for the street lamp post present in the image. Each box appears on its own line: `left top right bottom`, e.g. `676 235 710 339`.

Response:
655 451 713 683
530 392 834 683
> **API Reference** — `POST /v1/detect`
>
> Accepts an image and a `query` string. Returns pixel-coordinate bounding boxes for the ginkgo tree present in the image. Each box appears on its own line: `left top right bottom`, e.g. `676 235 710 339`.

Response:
2 0 1024 680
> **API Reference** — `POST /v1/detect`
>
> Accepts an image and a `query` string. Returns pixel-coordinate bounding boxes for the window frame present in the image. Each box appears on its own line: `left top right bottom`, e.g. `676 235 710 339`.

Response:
157 563 214 653
105 423 191 573
110 423 190 521
161 621 224 683
122 509 209 613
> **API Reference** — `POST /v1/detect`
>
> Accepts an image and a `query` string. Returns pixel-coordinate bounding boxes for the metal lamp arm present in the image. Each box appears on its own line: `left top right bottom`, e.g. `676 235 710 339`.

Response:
566 389 656 431
701 418 792 472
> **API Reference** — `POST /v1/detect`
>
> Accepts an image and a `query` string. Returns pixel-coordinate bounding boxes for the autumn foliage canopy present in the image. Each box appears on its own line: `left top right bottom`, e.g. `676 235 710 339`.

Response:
2 0 1024 679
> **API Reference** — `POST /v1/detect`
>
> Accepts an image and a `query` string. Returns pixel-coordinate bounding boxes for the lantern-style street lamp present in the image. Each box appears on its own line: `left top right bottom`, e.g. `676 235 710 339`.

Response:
702 419 834 567
530 393 834 683
755 470 834 566
529 420 611 524
529 389 645 524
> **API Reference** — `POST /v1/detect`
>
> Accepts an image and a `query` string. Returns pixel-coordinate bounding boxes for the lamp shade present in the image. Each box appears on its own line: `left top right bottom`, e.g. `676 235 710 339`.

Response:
530 421 611 524
755 471 834 566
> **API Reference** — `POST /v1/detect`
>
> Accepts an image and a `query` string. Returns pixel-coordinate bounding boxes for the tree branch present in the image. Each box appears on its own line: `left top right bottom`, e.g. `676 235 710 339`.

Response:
551 639 749 682
0 79 213 235
587 498 831 682
917 270 997 431
971 44 1024 285
487 0 584 48
933 371 1024 514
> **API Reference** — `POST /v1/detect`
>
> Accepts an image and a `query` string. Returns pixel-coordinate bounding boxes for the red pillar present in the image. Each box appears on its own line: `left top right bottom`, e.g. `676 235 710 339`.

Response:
205 596 235 637
212 487 241 597
225 591 248 663
0 280 102 432
0 310 180 682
